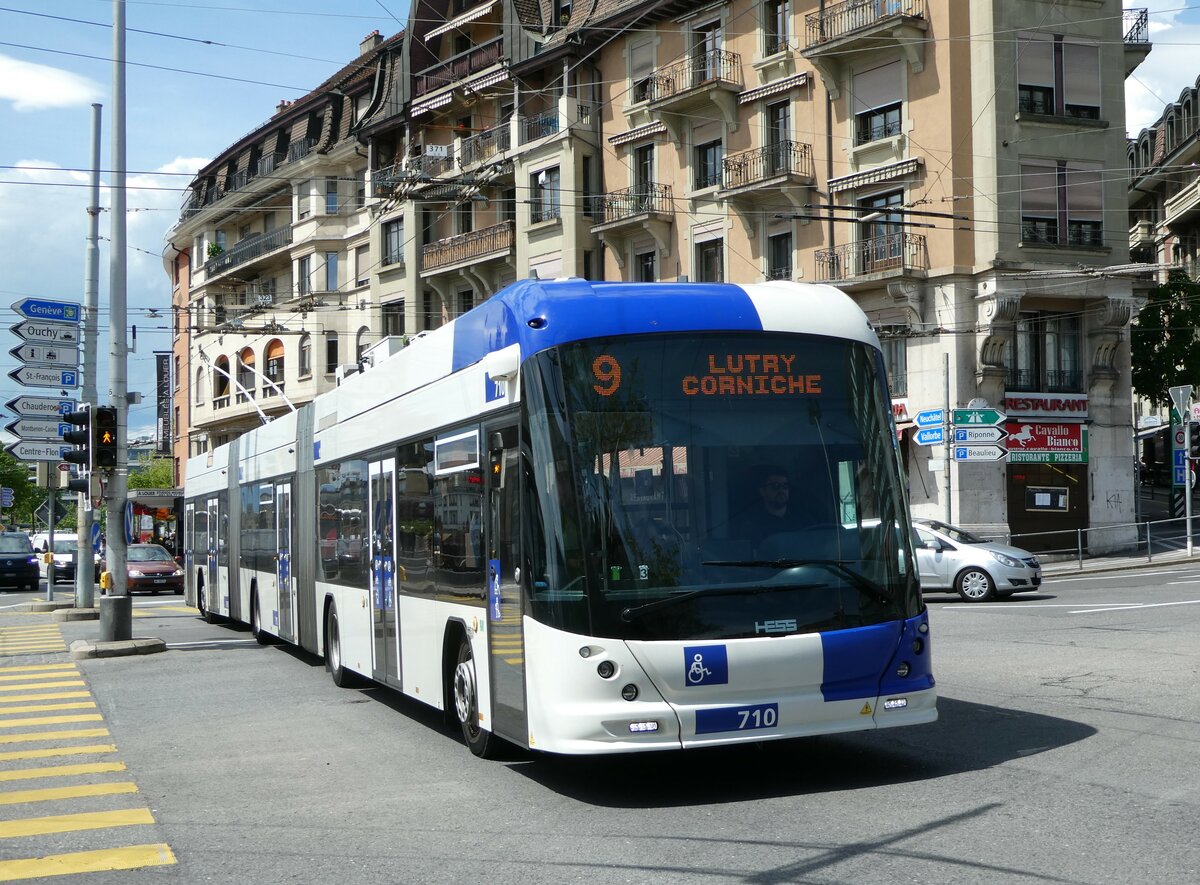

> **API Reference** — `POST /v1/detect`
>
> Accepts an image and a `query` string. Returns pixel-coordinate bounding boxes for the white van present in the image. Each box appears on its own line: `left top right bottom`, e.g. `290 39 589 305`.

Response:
29 533 101 584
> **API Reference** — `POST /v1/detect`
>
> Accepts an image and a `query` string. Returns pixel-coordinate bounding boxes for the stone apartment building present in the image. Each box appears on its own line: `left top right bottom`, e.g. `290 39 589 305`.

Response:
168 1 1150 548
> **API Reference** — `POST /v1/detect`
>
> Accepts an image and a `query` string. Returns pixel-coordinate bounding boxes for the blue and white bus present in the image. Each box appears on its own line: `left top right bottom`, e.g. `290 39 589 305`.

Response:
183 279 936 757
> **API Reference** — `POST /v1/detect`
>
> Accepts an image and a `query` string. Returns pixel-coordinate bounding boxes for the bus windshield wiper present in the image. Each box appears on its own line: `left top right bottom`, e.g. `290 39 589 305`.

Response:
620 582 809 622
699 558 893 604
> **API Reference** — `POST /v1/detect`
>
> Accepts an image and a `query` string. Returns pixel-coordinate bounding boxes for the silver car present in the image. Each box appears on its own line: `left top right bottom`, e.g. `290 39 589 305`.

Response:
912 519 1042 602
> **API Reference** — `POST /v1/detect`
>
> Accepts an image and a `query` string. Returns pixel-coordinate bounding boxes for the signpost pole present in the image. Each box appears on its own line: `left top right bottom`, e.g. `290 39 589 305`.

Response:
1187 415 1194 558
943 353 951 525
46 490 54 602
76 102 101 610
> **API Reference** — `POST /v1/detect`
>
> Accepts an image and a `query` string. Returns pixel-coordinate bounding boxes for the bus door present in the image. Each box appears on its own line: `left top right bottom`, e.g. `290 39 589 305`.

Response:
184 503 195 605
369 458 400 687
275 481 296 642
205 496 220 614
485 422 526 743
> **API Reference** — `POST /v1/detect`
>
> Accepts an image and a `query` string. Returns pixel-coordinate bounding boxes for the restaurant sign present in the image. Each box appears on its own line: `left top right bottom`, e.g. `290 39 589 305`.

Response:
1006 421 1088 463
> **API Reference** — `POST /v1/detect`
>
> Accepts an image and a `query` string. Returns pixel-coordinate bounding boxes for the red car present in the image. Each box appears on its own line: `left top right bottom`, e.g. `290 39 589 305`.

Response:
124 544 184 594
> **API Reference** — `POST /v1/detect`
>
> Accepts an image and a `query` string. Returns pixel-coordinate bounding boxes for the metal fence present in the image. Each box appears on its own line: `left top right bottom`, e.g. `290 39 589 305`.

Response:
977 515 1200 570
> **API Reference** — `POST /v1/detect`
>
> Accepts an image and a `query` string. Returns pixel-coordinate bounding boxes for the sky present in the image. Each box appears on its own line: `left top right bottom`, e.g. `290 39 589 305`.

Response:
0 0 1192 440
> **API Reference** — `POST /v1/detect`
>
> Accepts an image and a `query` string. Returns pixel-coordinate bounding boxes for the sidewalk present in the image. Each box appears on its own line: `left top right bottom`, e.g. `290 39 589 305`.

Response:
1040 545 1200 577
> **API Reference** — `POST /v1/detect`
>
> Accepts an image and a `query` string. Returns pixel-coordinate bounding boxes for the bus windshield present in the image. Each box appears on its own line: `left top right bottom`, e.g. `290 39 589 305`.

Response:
521 332 921 641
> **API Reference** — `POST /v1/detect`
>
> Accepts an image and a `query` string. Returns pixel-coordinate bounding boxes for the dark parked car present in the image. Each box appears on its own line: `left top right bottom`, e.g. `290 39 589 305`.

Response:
0 533 40 592
124 544 184 594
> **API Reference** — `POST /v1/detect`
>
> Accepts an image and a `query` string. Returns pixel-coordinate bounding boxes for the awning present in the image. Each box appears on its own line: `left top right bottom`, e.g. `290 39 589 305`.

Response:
461 68 509 94
426 2 496 41
829 157 923 193
738 72 808 105
608 121 667 145
411 91 455 117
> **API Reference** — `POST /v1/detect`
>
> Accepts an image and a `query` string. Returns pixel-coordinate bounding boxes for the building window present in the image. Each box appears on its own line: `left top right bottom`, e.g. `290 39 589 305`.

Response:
356 327 370 362
878 331 908 398
531 167 561 223
691 21 722 84
237 348 256 401
194 368 205 406
297 255 311 296
630 39 654 103
458 291 473 316
767 232 792 280
554 0 571 27
853 61 903 145
382 219 404 266
355 245 369 287
1020 160 1103 247
213 357 230 400
859 190 905 272
637 250 656 282
694 139 723 190
173 355 180 391
696 239 724 282
265 339 285 394
326 177 339 214
1017 33 1100 120
423 291 438 331
763 0 789 55
325 332 339 374
299 334 312 377
383 301 405 337
324 251 338 292
1006 312 1083 392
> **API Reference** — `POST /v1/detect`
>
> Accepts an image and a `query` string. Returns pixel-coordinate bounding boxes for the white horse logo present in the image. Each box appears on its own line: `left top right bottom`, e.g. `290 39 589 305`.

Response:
1009 424 1036 447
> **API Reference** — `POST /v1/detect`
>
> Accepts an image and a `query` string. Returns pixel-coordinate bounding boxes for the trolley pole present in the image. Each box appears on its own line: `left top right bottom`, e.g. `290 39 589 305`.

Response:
100 0 131 641
76 102 101 610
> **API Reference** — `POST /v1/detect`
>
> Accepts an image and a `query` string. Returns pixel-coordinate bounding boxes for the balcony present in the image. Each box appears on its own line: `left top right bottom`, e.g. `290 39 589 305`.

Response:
422 221 514 274
1165 177 1200 229
1006 369 1083 394
591 184 674 262
802 0 928 98
1129 218 1156 252
720 141 814 213
372 163 406 197
815 232 927 284
460 122 511 168
415 37 503 98
646 50 742 138
1124 8 1152 76
203 226 293 278
287 137 318 164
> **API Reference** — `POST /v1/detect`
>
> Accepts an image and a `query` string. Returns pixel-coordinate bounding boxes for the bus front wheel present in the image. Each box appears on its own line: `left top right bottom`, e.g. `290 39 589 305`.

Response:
453 636 494 758
325 604 356 687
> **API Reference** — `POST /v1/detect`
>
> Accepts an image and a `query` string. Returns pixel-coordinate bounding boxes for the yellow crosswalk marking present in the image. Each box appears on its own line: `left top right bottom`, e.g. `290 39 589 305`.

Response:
0 745 116 762
0 762 125 782
0 729 108 745
0 842 176 880
0 781 138 806
0 715 102 729
0 703 96 715
0 692 90 704
0 682 85 692
0 628 61 635
0 808 153 839
0 664 76 674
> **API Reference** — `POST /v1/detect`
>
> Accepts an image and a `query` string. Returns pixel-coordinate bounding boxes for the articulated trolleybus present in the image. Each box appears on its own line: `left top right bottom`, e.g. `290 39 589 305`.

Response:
183 279 935 758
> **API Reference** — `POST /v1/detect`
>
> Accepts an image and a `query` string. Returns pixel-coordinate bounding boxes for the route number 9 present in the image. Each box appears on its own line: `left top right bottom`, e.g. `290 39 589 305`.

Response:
592 354 621 397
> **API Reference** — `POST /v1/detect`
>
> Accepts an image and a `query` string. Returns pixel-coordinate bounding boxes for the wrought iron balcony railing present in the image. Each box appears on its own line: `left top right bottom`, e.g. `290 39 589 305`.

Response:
596 183 673 225
722 141 814 189
805 0 926 48
1006 368 1083 393
814 232 927 281
287 137 317 163
422 221 513 272
415 38 503 97
460 122 512 166
645 50 741 102
1124 8 1149 44
521 111 559 145
203 226 294 276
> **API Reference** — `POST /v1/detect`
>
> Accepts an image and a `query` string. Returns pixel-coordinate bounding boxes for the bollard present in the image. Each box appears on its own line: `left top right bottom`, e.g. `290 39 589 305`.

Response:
1147 520 1153 563
1077 528 1083 570
98 595 132 642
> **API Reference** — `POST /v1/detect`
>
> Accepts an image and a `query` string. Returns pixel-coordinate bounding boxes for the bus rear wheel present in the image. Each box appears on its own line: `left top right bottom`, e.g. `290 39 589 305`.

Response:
325 604 356 687
197 577 216 624
453 636 495 758
250 591 270 645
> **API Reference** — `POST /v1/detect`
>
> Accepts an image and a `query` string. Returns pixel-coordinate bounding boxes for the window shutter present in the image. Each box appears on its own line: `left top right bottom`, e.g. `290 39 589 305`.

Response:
852 60 903 113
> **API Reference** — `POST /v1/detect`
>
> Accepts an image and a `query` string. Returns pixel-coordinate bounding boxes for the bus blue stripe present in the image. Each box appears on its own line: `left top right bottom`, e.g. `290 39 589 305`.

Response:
820 613 932 701
450 280 764 372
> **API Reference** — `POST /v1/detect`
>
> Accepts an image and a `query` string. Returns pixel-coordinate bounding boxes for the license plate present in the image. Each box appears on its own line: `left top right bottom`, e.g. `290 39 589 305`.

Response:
153 578 166 584
1 573 14 579
695 702 779 735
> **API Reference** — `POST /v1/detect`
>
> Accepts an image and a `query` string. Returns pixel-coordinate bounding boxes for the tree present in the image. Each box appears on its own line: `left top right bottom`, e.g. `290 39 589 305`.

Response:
127 457 176 490
1131 270 1200 409
0 451 43 528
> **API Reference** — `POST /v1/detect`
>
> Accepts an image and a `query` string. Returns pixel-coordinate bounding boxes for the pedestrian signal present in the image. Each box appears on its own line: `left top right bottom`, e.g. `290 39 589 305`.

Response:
93 406 118 469
1190 422 1200 460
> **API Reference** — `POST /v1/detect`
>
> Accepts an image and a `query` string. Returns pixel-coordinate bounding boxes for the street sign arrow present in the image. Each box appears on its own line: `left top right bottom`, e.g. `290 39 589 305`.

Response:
4 440 70 463
7 366 78 389
9 320 79 345
952 408 1007 427
915 426 945 446
954 426 1008 444
4 417 70 441
8 343 80 368
914 408 944 428
4 395 76 418
953 444 1008 462
9 298 80 324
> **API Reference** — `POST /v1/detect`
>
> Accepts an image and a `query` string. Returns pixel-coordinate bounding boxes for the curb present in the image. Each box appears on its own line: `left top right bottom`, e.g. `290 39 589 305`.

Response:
24 601 75 613
69 638 167 660
54 608 100 622
1042 552 1200 578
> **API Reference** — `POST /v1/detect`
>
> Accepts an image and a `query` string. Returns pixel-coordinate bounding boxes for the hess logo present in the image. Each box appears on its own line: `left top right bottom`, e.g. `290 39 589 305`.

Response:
755 619 796 634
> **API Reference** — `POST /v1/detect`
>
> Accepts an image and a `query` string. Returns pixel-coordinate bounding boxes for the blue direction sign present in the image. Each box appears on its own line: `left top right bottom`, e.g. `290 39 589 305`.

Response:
91 521 102 554
915 426 945 446
10 299 80 324
0 488 13 509
914 408 944 428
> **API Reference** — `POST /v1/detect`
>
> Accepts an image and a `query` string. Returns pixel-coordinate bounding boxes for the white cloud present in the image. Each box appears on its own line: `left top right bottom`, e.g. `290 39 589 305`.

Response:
0 54 102 112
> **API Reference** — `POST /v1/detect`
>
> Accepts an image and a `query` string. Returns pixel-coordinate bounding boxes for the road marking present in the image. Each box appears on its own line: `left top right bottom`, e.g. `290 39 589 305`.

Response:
0 782 137 806
0 682 85 693
0 729 108 745
0 745 116 762
0 693 90 704
0 715 102 729
0 807 153 838
0 703 96 715
0 842 175 880
1070 599 1200 614
0 762 125 782
0 665 76 674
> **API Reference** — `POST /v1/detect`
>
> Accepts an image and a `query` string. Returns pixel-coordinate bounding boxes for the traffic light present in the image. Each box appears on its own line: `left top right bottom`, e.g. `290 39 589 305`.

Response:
93 406 118 469
1190 422 1200 460
61 405 92 474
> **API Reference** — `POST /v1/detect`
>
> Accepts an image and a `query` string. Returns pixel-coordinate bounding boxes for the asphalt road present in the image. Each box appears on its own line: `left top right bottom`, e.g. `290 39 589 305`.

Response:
0 568 1195 884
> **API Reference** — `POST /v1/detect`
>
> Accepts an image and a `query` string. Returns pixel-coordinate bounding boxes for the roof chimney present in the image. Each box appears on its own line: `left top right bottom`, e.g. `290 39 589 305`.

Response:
275 99 292 115
360 30 383 55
